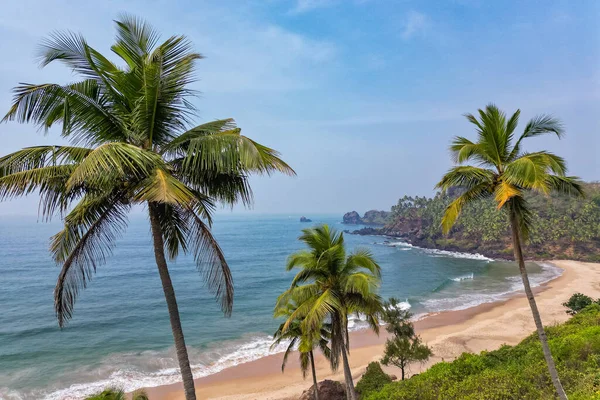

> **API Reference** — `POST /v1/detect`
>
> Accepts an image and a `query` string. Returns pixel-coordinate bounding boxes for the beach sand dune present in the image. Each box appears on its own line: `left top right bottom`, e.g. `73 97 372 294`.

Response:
146 260 600 400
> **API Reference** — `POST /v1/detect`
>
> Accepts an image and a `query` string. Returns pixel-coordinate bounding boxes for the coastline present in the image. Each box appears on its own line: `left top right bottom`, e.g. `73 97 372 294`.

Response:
145 260 600 400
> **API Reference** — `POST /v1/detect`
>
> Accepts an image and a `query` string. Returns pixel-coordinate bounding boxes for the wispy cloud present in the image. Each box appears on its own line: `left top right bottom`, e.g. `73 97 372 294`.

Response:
290 0 337 14
401 10 429 40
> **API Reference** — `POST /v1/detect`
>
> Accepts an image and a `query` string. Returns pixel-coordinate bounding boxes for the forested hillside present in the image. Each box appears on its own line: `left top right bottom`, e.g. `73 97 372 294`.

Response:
349 182 600 261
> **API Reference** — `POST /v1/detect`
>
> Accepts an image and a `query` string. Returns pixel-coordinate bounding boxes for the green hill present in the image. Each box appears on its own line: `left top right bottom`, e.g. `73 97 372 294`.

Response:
363 304 600 400
349 182 600 261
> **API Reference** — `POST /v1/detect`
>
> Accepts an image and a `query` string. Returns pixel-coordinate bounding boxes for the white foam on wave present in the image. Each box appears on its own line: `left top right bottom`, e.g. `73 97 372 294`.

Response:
349 299 412 330
451 272 474 282
384 242 493 261
35 335 293 400
422 248 493 261
422 262 563 312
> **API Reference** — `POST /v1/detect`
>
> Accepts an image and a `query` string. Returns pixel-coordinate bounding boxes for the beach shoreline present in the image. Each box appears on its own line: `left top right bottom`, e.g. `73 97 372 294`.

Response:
144 260 600 400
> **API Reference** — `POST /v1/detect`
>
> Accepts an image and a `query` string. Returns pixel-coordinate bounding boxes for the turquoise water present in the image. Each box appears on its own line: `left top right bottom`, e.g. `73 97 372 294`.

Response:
0 214 561 400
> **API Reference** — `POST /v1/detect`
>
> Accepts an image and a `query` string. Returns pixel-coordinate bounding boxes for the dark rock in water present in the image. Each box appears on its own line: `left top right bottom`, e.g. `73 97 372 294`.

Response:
342 211 362 224
299 380 348 400
351 227 382 235
300 216 312 222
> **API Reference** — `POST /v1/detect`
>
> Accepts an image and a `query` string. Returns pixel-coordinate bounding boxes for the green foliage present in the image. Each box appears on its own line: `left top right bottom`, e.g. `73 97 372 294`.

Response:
366 304 600 400
0 15 294 326
386 182 600 261
275 225 383 372
563 293 600 315
356 362 392 398
85 388 148 400
379 298 431 380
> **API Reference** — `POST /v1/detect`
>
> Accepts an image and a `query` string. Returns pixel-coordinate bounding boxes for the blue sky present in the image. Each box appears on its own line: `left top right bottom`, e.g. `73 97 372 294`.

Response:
0 0 598 216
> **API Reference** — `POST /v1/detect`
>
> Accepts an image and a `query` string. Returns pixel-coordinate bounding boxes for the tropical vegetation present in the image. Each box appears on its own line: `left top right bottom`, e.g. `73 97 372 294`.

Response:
0 15 293 400
380 298 431 381
85 388 148 400
435 104 584 399
272 299 333 400
275 225 383 400
364 304 600 400
563 293 600 315
355 362 392 399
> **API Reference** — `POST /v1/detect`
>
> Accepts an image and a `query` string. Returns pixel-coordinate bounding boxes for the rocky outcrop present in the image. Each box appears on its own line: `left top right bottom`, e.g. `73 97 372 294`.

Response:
342 210 390 225
300 216 312 222
362 210 391 225
342 211 362 224
299 380 347 400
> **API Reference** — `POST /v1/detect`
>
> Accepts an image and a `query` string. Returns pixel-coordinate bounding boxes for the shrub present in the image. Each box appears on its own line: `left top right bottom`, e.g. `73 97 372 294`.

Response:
85 388 149 400
356 362 392 398
563 293 596 315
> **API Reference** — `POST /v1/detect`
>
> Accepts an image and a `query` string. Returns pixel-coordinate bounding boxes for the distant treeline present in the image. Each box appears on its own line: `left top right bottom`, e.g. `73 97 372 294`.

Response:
353 182 600 261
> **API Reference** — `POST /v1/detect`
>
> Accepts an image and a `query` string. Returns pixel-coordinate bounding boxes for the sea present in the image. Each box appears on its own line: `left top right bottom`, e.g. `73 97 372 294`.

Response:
0 214 562 400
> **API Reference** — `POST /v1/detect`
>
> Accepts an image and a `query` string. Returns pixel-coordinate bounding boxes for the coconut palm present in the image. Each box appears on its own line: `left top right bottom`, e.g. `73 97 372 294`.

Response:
0 15 294 400
436 104 583 400
272 299 333 400
276 225 383 400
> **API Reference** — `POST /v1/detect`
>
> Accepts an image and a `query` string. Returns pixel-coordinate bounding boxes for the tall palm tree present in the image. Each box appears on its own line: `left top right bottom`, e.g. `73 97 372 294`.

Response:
276 225 383 400
436 104 583 400
272 299 333 400
0 15 294 400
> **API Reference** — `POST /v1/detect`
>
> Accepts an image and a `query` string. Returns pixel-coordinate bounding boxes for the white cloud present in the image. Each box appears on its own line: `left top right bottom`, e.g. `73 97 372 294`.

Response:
401 10 429 40
291 0 337 14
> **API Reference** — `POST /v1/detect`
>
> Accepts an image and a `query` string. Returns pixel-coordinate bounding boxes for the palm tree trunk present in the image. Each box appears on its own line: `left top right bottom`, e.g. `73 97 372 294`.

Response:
509 208 567 400
340 343 356 400
309 350 320 400
149 203 197 400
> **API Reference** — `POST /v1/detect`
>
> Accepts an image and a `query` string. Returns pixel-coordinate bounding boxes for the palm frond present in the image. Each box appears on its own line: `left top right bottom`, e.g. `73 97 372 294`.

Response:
183 207 234 316
494 180 522 209
509 114 564 161
2 82 125 145
344 250 381 279
441 183 493 234
504 152 568 194
52 193 130 327
111 13 161 69
545 175 585 198
133 169 195 205
66 143 161 189
435 165 496 192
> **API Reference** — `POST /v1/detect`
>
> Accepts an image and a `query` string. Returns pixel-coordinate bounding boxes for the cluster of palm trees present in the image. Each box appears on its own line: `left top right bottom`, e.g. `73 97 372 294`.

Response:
0 13 584 400
273 225 384 400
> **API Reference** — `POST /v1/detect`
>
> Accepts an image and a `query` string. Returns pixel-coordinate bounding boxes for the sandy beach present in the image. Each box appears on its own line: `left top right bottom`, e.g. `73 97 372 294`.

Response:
146 260 600 400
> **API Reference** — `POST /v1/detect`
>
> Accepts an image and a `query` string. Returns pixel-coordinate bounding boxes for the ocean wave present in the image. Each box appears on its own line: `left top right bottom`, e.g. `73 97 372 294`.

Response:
451 272 474 282
32 334 292 400
422 262 562 312
348 299 412 330
383 242 493 261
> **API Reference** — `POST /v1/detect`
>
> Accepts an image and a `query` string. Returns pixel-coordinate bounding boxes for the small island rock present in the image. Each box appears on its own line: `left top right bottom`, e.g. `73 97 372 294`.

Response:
300 216 312 222
342 211 362 224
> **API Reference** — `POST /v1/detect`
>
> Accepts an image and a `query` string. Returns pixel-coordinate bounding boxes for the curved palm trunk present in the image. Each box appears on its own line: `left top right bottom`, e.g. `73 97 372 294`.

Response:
509 208 567 400
149 203 197 400
340 340 356 400
309 350 320 400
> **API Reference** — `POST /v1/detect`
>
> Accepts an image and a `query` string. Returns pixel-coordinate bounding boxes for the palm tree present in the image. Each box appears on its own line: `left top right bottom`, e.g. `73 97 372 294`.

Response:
0 15 294 400
276 225 383 400
436 104 583 400
272 299 333 400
